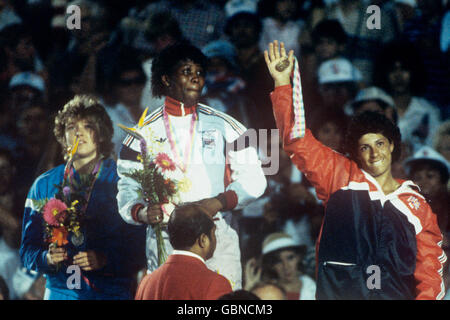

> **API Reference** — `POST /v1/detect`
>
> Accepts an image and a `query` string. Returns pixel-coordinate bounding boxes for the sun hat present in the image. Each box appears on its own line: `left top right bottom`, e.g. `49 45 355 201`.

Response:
262 232 303 256
403 146 450 181
352 87 395 108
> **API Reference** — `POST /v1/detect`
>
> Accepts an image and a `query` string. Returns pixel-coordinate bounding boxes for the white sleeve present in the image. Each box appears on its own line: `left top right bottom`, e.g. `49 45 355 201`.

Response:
222 117 267 210
116 137 146 226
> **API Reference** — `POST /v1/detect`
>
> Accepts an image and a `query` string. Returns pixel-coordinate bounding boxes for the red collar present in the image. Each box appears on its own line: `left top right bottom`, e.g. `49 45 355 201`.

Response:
164 96 197 116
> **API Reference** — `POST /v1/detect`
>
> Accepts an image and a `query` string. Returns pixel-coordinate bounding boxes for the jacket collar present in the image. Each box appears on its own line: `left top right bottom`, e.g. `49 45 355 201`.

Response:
164 96 197 116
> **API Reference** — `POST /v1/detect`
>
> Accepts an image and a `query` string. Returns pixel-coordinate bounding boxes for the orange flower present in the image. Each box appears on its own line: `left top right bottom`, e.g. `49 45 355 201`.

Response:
51 227 68 246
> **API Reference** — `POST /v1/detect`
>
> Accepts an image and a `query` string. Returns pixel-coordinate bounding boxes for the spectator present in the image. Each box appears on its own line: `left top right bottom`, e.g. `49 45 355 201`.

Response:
201 39 250 127
404 146 450 235
316 57 362 119
262 232 315 300
0 24 48 90
311 107 348 153
350 86 398 125
135 203 233 300
20 95 146 300
8 71 45 113
373 42 442 150
245 232 316 300
323 0 396 83
49 0 115 95
102 47 147 158
135 0 226 49
401 0 450 112
225 10 276 131
258 0 306 55
301 18 349 128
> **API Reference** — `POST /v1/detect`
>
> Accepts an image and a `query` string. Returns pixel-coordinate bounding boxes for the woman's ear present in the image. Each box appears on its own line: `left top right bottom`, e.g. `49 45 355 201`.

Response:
162 75 171 87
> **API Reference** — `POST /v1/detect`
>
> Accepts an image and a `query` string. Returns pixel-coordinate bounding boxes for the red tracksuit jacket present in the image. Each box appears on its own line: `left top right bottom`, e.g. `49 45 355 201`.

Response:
271 85 446 300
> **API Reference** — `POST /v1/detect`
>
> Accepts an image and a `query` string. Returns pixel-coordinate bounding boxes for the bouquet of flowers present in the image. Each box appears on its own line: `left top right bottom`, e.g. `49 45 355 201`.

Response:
33 138 90 259
118 108 179 266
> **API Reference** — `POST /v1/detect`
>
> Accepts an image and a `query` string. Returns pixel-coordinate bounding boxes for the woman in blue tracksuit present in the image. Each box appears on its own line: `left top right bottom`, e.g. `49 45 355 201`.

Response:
20 95 146 300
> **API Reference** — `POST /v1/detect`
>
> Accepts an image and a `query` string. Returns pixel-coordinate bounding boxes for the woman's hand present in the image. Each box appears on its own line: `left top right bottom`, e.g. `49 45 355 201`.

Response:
192 197 223 218
46 246 68 266
244 257 262 290
73 250 107 271
138 204 164 225
264 40 295 88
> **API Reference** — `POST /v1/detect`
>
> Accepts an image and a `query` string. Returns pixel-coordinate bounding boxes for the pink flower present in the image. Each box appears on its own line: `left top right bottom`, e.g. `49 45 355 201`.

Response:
43 198 68 226
155 153 176 172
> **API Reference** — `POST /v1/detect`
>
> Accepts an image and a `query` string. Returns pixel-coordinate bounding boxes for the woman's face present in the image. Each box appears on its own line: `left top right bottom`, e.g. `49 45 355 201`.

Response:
411 166 444 197
163 59 205 106
272 249 301 282
64 117 98 160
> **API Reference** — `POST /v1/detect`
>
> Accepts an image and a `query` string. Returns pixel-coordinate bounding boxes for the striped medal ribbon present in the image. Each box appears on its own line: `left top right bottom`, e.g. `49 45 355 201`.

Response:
290 57 306 140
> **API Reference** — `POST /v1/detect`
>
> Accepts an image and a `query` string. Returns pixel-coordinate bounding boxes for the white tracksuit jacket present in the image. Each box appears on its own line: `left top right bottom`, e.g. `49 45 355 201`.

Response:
116 98 267 289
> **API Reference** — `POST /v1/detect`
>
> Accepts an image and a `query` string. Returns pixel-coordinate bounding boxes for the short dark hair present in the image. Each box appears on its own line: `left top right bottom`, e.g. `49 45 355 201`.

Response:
144 11 183 43
151 42 207 98
311 19 347 46
345 111 402 163
54 95 114 161
168 203 215 250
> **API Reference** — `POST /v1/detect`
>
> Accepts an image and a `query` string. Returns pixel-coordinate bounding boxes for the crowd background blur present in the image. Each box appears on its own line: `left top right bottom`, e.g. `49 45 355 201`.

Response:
0 0 448 300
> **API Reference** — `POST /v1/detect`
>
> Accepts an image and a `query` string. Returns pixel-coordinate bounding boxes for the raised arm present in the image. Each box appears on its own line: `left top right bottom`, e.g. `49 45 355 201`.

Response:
264 41 358 203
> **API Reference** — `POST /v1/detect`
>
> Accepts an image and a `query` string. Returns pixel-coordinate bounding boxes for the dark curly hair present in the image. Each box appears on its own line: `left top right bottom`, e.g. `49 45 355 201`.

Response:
54 95 114 161
345 111 402 164
151 42 207 98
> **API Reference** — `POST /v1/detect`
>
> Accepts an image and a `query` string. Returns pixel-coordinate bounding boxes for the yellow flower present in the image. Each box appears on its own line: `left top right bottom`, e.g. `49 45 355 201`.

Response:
178 176 192 193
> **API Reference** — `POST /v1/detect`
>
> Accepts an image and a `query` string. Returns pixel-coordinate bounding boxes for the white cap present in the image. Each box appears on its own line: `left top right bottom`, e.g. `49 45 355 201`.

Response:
394 0 417 8
353 87 395 108
318 58 362 84
225 0 257 18
262 232 303 255
9 72 45 92
403 146 450 175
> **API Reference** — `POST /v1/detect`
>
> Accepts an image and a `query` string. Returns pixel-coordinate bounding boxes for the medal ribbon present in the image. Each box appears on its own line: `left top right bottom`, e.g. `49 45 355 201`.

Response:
63 158 103 213
290 57 306 140
163 106 198 173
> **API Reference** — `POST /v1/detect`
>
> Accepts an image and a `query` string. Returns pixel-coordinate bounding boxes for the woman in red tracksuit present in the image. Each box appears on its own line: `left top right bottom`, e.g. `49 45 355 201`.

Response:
264 41 446 300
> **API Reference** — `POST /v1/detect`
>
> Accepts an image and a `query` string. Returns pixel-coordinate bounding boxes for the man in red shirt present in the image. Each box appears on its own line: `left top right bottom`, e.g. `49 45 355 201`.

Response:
135 203 232 300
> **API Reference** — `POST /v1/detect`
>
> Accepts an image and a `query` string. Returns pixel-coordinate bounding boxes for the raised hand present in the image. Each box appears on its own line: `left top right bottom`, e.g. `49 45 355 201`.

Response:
264 40 295 87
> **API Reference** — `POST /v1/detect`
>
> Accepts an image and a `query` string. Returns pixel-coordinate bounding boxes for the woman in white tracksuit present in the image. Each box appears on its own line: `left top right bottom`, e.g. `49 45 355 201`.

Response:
116 43 267 290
